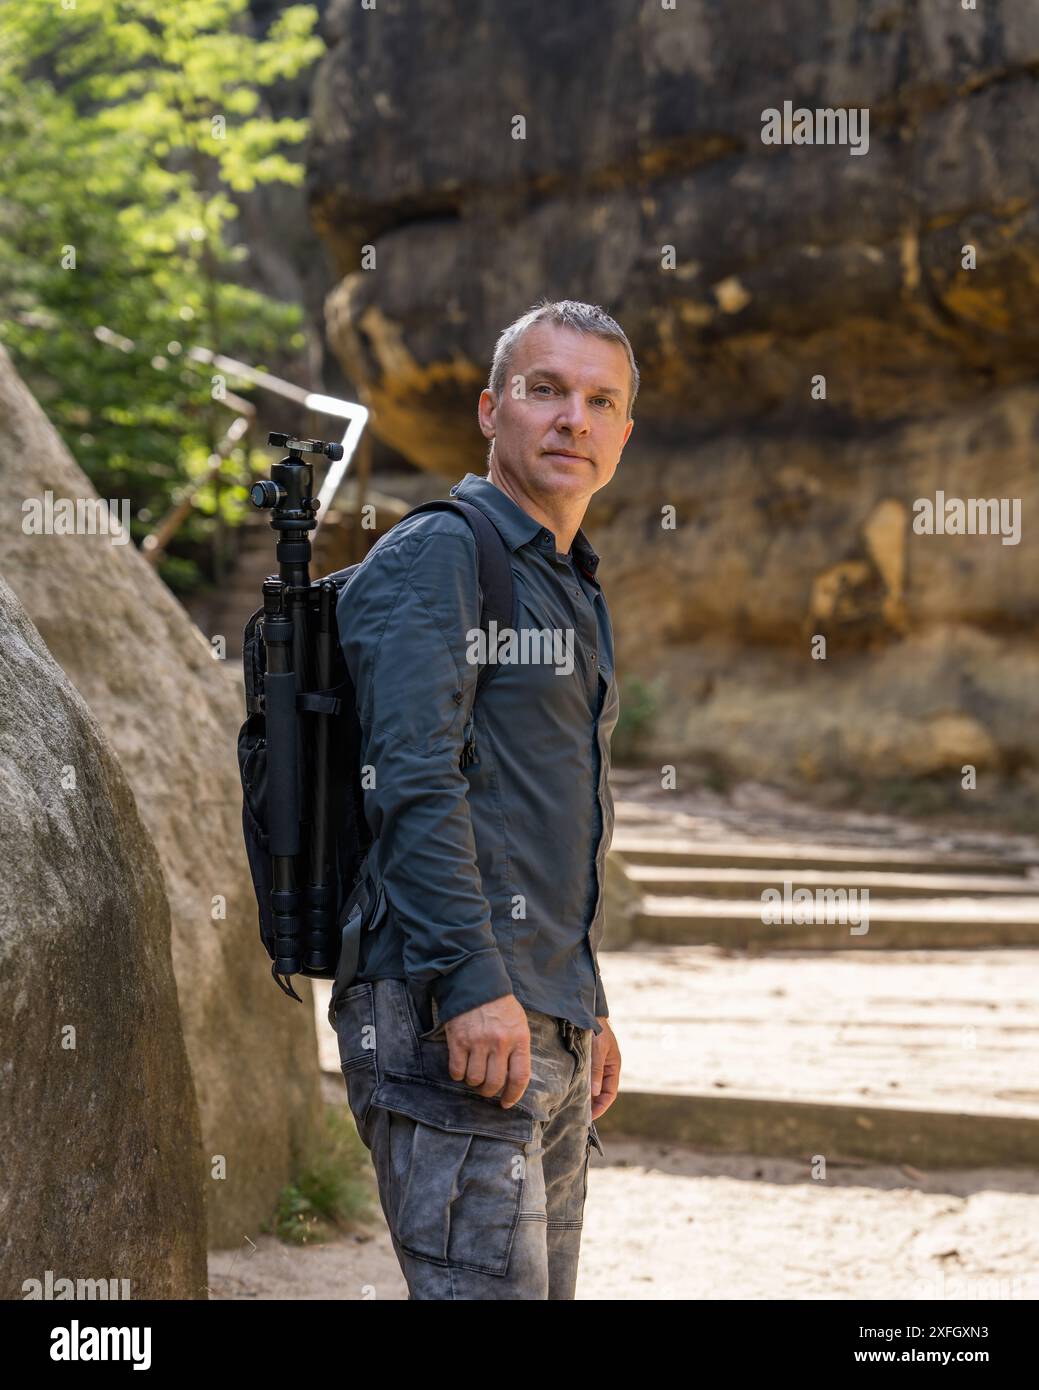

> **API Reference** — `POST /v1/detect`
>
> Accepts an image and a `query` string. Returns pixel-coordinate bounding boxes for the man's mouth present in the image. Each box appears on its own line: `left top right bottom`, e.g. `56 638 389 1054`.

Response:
543 449 590 461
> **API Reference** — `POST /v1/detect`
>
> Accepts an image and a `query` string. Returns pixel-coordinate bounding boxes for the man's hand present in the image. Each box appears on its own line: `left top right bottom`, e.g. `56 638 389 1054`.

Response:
590 1018 620 1122
442 993 531 1108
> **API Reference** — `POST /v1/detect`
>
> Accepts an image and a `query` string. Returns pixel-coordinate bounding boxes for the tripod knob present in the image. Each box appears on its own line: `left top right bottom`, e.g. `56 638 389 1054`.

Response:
250 480 282 509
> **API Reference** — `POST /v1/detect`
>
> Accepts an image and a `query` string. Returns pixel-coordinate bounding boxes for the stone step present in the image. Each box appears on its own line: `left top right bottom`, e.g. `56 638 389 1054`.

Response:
634 894 1039 948
627 865 1039 899
587 945 1039 1167
612 832 1032 878
312 946 1039 1167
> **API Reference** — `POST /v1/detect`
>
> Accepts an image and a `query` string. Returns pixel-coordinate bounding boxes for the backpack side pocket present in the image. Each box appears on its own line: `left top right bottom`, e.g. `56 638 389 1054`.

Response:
238 711 273 958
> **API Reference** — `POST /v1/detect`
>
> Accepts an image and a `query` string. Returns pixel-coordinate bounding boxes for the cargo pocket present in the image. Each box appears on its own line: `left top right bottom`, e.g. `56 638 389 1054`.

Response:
334 981 377 1143
372 1078 531 1276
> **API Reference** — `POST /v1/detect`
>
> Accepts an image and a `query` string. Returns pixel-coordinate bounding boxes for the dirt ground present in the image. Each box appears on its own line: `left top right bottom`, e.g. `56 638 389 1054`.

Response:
208 1136 1039 1301
208 780 1039 1300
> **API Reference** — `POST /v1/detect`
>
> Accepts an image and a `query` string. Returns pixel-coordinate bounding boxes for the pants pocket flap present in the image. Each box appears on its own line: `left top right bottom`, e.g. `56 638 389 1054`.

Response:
373 1078 534 1144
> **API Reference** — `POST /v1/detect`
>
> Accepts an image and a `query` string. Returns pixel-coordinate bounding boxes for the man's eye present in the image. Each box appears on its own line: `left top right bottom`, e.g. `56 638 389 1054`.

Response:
532 383 554 394
593 397 613 408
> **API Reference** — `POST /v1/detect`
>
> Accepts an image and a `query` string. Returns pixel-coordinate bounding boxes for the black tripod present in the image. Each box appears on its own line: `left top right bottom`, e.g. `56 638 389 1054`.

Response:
250 431 344 999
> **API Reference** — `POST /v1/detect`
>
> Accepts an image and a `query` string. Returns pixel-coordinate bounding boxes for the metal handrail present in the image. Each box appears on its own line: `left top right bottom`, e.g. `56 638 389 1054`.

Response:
185 346 369 530
92 325 370 554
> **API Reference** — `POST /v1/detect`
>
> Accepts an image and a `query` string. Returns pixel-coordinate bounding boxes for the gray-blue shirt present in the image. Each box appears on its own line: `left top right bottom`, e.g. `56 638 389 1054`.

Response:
336 471 618 1034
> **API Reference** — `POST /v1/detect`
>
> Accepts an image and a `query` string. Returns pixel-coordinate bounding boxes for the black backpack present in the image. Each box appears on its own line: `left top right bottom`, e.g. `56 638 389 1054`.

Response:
237 497 514 1011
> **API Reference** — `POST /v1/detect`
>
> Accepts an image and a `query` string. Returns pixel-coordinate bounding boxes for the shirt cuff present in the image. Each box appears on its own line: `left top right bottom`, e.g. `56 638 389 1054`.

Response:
430 946 515 1025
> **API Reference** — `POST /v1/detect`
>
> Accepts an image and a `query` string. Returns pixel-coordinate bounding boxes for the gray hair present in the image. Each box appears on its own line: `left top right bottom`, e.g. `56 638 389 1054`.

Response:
487 297 639 420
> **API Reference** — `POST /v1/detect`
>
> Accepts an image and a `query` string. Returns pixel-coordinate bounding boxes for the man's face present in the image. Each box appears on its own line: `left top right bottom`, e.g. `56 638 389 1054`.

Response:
478 321 634 504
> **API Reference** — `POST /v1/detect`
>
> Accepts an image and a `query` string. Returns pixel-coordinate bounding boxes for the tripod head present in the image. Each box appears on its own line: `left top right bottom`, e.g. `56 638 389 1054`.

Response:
266 432 344 461
250 432 344 521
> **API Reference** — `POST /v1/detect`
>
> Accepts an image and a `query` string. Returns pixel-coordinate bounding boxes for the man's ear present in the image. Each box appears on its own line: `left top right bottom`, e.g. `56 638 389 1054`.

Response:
477 387 498 441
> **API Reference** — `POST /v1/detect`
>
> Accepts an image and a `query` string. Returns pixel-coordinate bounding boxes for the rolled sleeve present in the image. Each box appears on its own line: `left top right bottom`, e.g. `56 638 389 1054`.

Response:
338 522 514 1025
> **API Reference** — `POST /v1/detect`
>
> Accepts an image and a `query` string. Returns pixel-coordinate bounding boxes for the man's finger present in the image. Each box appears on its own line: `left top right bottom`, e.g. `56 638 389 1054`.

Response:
474 1044 508 1099
447 1036 469 1082
463 1041 491 1089
499 1041 532 1109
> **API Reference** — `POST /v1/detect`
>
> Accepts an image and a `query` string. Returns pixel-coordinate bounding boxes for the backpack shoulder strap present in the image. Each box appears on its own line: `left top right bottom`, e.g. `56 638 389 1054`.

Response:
399 497 513 695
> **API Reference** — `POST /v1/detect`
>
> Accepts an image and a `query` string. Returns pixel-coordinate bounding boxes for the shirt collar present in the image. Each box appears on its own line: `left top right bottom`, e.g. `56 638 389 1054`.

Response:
449 472 602 582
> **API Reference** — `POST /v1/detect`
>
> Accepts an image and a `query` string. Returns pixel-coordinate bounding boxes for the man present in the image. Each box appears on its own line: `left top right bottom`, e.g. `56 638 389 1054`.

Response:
333 297 636 1299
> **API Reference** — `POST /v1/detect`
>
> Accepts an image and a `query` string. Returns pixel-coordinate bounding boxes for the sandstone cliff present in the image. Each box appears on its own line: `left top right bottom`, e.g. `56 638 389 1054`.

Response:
307 0 1038 795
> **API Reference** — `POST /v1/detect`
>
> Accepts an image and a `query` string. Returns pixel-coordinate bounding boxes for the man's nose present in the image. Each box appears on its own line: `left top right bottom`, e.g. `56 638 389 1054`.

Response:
555 393 591 433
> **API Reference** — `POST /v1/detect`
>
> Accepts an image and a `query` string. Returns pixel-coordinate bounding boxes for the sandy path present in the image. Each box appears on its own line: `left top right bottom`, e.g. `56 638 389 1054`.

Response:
207 1136 1039 1300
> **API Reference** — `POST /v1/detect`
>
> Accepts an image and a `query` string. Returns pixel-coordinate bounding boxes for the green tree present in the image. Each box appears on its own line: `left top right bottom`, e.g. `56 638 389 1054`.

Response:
0 0 324 592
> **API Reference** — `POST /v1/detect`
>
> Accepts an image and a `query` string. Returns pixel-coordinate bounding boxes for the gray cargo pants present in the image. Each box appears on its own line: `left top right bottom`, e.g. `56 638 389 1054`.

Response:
332 976 605 1300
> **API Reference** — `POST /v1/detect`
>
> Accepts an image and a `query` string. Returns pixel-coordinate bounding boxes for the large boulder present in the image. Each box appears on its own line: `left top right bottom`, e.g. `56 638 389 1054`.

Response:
0 346 325 1247
307 0 1039 791
0 574 206 1299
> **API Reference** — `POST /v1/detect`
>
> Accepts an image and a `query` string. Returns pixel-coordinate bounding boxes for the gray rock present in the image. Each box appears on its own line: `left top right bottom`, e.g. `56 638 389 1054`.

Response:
0 345 325 1248
0 574 206 1299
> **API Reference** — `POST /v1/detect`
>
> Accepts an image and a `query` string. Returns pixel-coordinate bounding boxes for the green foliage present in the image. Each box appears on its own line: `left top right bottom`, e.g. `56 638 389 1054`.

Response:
612 674 661 762
262 1105 378 1245
0 0 323 592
